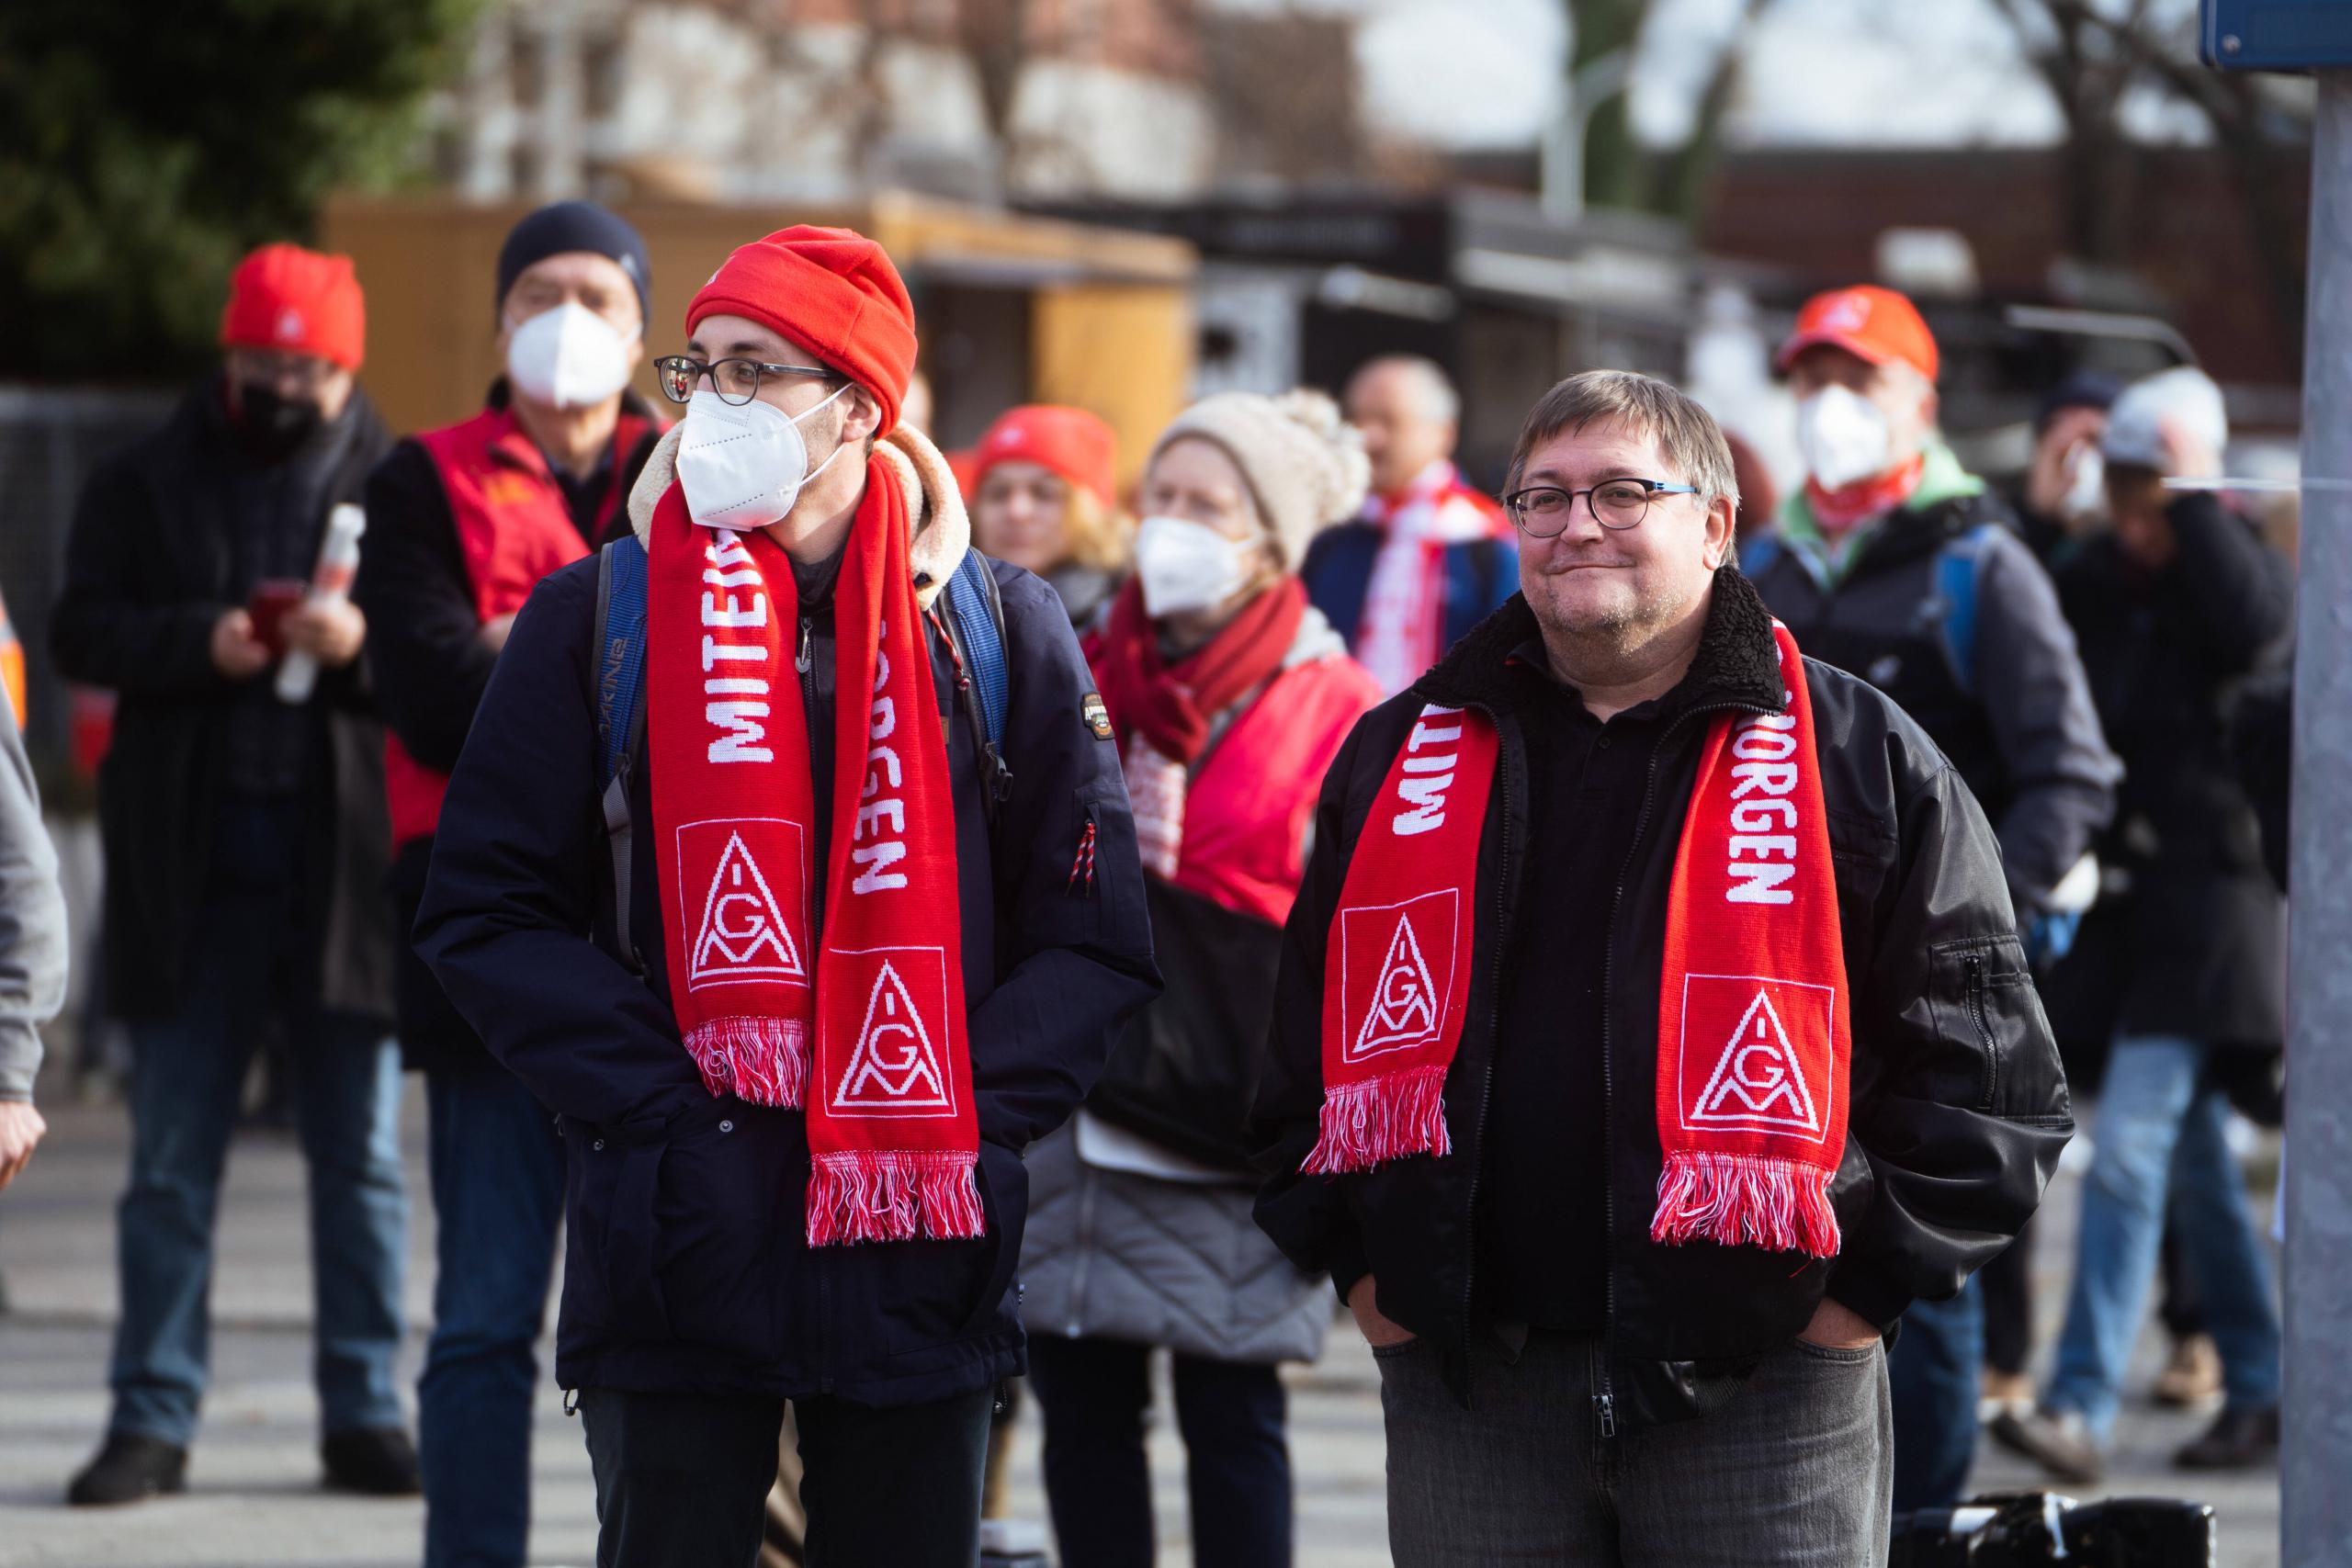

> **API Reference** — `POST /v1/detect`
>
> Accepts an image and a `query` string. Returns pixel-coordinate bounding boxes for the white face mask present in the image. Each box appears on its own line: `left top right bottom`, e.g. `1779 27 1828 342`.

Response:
505 302 638 410
675 385 851 532
2060 442 2105 522
1133 514 1257 617
1795 384 1895 492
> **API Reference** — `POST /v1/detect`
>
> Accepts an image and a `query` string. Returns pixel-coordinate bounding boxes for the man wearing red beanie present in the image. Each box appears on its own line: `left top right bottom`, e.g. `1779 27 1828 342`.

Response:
413 225 1159 1567
1742 285 2119 1515
54 243 416 1506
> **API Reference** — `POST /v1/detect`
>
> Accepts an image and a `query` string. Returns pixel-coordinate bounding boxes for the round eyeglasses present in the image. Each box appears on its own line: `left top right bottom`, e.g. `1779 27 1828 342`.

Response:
1502 479 1700 537
653 355 837 407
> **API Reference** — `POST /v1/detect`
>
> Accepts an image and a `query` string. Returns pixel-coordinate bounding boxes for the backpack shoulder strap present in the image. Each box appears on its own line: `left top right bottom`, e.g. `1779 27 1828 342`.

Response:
1738 533 1782 581
944 548 1009 751
594 536 650 975
1933 522 2004 699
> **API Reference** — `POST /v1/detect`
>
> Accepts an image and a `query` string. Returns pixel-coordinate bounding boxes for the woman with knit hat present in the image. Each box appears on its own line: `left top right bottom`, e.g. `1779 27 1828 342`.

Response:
413 224 1159 1568
1019 390 1380 1567
967 404 1131 630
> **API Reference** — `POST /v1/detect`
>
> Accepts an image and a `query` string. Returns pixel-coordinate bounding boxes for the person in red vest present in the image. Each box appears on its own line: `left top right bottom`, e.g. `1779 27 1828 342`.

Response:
354 200 662 1568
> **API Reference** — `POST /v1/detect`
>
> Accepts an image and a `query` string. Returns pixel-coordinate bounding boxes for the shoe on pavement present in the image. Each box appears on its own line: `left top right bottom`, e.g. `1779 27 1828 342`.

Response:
1978 1368 2034 1422
979 1517 1053 1567
2176 1404 2280 1470
67 1433 188 1506
321 1427 422 1496
1987 1404 2105 1483
2154 1333 2223 1406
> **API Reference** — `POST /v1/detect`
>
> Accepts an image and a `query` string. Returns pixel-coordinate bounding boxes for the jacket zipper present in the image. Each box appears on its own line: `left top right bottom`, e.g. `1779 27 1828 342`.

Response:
1965 953 1997 1110
1454 701 1514 1393
1593 695 1765 1440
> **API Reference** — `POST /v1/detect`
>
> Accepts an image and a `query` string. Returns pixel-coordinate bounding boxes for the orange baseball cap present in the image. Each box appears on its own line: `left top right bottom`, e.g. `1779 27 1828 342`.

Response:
1775 285 1938 383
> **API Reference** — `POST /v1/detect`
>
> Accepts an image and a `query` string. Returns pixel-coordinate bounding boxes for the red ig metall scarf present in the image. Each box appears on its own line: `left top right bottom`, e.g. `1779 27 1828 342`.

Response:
1305 622 1850 1258
645 468 981 1247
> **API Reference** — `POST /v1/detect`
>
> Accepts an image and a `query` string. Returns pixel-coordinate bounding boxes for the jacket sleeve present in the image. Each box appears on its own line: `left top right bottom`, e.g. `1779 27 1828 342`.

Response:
354 442 501 772
2156 493 2294 678
413 562 705 1134
1970 533 2120 914
0 696 66 1103
1826 753 2073 1329
965 570 1160 1151
51 457 236 696
1250 717 1375 1304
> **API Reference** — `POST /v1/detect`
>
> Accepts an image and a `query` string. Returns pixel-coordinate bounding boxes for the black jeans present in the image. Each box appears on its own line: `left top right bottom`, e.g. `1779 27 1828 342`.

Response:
579 1384 992 1568
1025 1335 1293 1568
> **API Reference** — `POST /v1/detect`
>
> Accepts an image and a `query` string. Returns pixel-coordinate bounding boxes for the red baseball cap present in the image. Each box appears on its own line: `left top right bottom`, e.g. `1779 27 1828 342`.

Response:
967 406 1118 510
219 243 367 369
1775 285 1938 383
687 225 917 434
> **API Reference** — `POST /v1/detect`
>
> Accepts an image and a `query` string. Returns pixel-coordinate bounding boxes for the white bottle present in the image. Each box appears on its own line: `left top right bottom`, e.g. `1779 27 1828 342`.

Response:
276 502 366 705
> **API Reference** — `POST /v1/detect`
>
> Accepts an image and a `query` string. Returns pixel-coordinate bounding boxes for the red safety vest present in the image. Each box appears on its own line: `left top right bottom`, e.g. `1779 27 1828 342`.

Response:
384 404 655 849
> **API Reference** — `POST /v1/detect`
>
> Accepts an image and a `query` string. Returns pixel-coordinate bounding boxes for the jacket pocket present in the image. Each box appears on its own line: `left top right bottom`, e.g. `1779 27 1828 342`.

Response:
1925 935 2050 1116
648 1100 790 1365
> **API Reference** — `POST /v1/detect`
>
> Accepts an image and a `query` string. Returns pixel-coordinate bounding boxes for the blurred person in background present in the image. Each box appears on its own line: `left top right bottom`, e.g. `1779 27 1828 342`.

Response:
2016 370 2122 564
51 243 413 1506
354 200 662 1568
1253 370 2067 1566
1991 367 2290 1482
1021 390 1379 1568
1742 285 2118 1513
967 404 1129 630
1723 429 1780 554
1306 355 1516 696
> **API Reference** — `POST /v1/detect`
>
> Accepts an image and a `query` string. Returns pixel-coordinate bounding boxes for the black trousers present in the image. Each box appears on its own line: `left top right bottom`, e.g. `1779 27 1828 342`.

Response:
580 1384 992 1568
1026 1335 1293 1568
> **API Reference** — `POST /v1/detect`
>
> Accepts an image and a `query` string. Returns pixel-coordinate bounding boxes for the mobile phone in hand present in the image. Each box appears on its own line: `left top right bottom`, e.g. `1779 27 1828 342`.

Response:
246 579 308 658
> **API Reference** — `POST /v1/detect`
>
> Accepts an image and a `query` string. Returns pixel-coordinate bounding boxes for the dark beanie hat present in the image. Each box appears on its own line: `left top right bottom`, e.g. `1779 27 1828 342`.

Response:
2035 368 2123 434
495 201 650 319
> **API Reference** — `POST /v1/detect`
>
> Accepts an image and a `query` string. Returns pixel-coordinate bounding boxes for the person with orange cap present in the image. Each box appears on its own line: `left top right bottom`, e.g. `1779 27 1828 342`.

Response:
1742 287 2119 1513
413 225 1159 1567
967 403 1130 629
52 243 416 1506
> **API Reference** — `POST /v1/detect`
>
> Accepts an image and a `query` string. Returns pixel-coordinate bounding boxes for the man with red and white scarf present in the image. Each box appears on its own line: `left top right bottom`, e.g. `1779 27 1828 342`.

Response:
1306 356 1517 696
415 226 1158 1566
1251 370 2069 1566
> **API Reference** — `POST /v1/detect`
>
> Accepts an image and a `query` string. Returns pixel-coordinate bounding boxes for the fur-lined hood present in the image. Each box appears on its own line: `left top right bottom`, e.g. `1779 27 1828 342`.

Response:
626 421 973 608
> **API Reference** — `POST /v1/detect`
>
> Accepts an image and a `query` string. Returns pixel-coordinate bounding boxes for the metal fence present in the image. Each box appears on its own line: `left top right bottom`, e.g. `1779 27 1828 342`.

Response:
0 385 178 784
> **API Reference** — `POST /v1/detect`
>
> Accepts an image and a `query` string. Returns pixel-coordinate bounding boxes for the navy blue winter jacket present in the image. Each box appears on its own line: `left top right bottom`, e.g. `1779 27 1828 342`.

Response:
414 520 1159 1408
1300 521 1519 673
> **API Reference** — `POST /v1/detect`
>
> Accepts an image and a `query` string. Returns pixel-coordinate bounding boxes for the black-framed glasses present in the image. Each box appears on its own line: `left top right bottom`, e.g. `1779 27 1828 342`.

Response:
1503 478 1700 536
653 355 837 406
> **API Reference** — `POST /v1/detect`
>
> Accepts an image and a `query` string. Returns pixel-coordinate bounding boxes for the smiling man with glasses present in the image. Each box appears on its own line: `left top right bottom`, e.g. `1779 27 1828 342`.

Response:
1250 368 2070 1567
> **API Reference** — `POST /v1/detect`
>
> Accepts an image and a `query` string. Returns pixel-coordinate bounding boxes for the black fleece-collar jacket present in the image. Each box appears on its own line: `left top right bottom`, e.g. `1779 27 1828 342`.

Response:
1250 569 2071 1423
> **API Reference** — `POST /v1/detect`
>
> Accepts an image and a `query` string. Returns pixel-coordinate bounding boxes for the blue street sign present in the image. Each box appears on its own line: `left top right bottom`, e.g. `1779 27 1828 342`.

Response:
2203 0 2352 70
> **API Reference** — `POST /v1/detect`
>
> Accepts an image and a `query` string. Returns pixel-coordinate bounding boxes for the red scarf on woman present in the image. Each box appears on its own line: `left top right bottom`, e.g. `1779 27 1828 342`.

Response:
1304 622 1850 1258
644 469 982 1247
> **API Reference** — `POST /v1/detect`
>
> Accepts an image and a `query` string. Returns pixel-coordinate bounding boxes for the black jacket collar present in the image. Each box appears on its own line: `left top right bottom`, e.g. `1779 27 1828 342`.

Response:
1415 564 1784 719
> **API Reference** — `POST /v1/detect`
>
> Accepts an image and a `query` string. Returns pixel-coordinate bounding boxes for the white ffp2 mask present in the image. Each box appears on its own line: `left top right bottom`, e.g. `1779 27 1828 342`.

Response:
675 385 851 531
1795 384 1895 492
1133 514 1256 617
505 302 638 410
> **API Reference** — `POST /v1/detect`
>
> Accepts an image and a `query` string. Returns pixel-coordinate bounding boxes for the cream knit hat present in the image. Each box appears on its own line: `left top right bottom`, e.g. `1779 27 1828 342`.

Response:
1148 389 1371 568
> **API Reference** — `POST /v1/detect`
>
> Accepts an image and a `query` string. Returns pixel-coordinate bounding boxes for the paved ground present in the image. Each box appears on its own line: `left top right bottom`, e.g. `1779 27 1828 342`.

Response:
0 1092 2283 1567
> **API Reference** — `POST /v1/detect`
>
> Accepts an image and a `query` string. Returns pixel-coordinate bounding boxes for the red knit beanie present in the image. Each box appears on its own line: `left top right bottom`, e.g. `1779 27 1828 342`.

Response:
969 405 1118 509
686 225 917 434
219 243 367 369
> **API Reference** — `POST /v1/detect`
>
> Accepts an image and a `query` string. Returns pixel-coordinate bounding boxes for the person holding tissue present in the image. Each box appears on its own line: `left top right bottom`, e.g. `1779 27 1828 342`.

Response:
52 243 413 1506
353 199 665 1568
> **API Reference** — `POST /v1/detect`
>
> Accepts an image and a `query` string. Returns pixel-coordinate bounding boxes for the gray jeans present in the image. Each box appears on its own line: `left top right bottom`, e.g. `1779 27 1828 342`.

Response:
1378 1330 1892 1567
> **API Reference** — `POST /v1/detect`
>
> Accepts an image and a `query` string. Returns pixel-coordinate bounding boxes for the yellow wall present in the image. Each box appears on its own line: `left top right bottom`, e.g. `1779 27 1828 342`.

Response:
322 192 1195 484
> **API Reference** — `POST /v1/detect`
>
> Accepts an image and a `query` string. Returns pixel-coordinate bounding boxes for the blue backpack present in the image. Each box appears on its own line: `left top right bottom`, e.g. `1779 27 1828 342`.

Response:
588 535 1010 972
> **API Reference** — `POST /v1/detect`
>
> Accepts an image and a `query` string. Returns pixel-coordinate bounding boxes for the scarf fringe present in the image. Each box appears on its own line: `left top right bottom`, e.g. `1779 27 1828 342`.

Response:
1303 1066 1451 1175
1650 1151 1840 1258
684 1017 808 1109
808 1149 985 1247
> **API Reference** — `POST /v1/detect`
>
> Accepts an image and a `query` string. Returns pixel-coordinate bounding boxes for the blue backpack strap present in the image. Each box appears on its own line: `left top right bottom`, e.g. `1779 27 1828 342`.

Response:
1739 533 1782 581
593 536 650 975
944 548 1009 752
1932 523 2004 699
